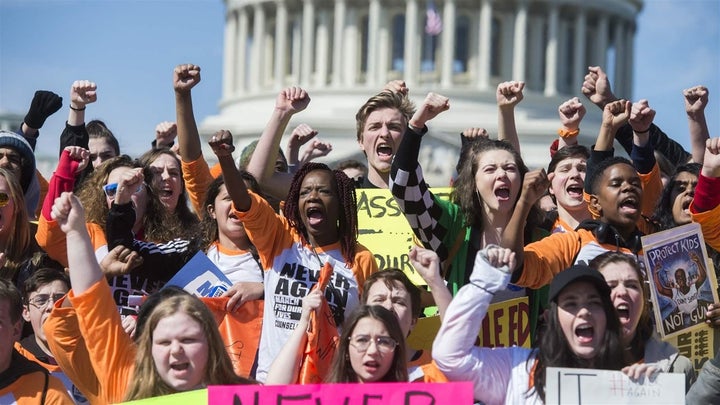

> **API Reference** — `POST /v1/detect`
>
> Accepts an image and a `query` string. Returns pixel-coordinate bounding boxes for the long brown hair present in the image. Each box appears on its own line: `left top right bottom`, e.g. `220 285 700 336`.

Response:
0 168 32 281
325 305 408 383
124 294 252 400
76 155 178 243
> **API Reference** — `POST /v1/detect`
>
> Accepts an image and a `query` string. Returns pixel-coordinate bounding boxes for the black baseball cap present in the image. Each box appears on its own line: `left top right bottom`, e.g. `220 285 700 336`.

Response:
548 265 610 303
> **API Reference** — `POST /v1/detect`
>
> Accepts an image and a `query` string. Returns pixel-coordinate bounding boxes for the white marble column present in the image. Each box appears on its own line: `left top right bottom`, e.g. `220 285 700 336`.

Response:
557 20 569 93
403 0 419 87
223 9 238 98
477 0 492 90
572 9 587 92
367 0 381 87
624 22 635 100
332 0 346 87
291 19 301 84
544 4 559 96
593 14 608 68
274 0 288 90
343 7 358 86
441 0 456 88
527 16 544 90
613 20 626 97
250 4 265 92
512 0 528 81
236 7 249 94
301 0 315 86
377 12 390 86
315 10 330 87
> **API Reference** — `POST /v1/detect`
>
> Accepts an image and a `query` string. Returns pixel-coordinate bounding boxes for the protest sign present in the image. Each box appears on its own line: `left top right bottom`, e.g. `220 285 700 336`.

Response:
121 389 206 404
209 382 473 404
545 367 685 404
356 187 452 286
407 296 531 352
642 223 719 338
164 251 233 297
663 326 720 375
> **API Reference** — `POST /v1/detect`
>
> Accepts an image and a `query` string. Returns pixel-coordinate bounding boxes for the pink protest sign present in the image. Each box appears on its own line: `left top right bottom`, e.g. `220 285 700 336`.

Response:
209 382 473 404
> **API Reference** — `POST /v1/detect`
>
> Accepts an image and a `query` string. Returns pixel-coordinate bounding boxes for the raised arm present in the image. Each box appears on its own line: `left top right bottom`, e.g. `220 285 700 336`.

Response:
245 87 311 199
556 97 586 149
496 81 524 153
432 246 516 402
174 64 203 162
653 264 673 299
265 289 322 384
690 252 708 289
595 99 631 152
52 193 102 294
153 121 178 151
581 66 618 111
286 124 319 169
209 130 251 212
684 85 710 164
20 90 63 147
408 246 452 320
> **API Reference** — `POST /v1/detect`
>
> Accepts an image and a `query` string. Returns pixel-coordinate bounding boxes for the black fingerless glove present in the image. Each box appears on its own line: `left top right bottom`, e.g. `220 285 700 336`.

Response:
24 90 63 129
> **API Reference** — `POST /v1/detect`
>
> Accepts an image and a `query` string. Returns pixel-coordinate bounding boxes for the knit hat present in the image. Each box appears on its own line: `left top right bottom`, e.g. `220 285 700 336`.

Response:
548 265 610 303
0 130 36 193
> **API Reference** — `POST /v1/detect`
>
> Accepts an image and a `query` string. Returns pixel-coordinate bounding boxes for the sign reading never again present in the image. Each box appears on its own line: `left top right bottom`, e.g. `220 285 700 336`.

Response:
356 187 452 286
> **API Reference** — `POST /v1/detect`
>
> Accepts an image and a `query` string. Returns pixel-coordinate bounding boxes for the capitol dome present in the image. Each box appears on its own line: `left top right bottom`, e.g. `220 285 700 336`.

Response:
201 0 643 185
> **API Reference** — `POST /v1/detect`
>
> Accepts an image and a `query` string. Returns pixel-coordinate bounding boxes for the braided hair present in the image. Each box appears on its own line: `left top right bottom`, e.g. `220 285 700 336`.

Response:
282 162 359 263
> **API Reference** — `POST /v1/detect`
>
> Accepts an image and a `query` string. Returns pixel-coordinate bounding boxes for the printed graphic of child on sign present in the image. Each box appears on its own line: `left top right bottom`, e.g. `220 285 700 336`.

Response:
653 252 712 332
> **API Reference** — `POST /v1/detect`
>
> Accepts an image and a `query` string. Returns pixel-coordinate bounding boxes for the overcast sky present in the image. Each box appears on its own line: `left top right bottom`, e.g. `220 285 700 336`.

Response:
1 0 718 161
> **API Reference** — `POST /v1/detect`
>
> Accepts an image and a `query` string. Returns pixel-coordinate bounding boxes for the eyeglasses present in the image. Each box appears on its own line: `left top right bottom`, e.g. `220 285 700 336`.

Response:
348 335 398 353
0 192 9 208
103 182 144 200
27 293 66 309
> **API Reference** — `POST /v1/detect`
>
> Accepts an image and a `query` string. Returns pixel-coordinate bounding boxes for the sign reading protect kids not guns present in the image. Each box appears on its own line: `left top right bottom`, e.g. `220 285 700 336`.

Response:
209 382 473 404
356 187 452 286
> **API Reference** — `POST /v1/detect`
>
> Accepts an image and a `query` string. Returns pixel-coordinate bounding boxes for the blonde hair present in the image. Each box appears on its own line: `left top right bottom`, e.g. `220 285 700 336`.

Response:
124 294 251 400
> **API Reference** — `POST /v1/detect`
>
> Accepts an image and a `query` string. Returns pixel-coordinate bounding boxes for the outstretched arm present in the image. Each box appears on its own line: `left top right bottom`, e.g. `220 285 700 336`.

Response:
209 130 251 212
496 81 524 153
557 97 586 149
174 64 203 163
690 252 708 289
653 266 673 298
245 87 311 199
684 85 710 164
409 246 452 320
52 193 102 294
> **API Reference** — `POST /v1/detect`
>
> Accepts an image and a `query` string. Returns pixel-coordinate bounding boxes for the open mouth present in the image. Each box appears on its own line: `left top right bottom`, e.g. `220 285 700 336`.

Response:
575 324 594 343
681 199 692 214
376 143 393 159
616 303 630 321
619 197 639 215
566 185 584 199
363 360 380 373
159 187 173 198
495 186 511 201
306 207 325 226
170 363 189 371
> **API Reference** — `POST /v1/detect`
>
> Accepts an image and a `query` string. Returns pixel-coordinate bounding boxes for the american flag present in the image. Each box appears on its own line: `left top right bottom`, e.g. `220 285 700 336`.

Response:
425 0 443 36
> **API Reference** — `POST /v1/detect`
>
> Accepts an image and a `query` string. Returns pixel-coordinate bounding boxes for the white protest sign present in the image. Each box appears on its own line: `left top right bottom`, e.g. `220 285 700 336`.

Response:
545 367 684 404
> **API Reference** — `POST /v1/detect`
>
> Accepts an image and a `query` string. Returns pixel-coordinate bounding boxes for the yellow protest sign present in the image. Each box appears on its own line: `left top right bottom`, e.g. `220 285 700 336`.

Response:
121 389 206 404
663 324 719 375
356 187 452 285
407 296 531 352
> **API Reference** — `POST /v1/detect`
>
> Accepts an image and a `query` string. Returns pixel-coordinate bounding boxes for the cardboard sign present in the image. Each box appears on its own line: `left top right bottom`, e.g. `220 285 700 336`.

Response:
545 367 685 404
356 187 452 286
407 296 531 352
121 389 206 404
642 223 720 338
209 382 473 404
664 326 720 375
165 251 233 297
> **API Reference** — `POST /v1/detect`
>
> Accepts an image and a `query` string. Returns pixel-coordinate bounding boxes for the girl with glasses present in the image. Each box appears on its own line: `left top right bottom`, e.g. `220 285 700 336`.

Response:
267 291 407 384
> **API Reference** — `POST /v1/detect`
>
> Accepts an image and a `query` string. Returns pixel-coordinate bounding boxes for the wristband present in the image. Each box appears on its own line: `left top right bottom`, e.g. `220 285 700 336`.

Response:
69 105 86 111
557 128 580 139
